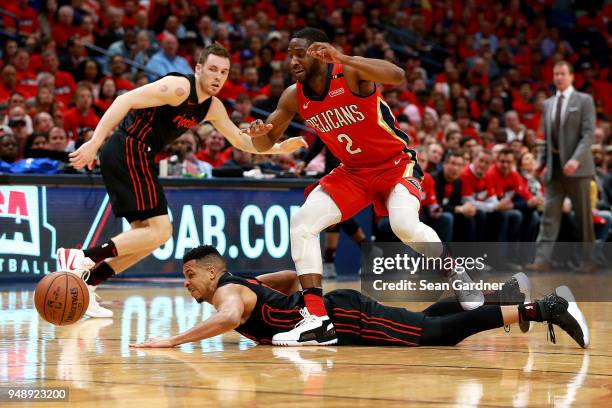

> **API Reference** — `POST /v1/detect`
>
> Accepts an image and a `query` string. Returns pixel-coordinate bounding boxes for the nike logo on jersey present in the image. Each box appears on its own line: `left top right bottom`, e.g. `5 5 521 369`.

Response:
303 101 310 110
394 158 401 165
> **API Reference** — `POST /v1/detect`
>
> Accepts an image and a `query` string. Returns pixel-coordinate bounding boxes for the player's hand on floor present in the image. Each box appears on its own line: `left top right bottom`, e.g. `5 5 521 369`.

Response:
130 337 176 348
279 137 308 154
69 140 99 170
243 119 273 138
307 42 344 64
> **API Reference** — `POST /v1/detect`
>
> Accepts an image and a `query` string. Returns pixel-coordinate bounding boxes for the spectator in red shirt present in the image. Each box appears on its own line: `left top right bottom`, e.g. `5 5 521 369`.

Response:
460 149 498 211
456 109 480 143
459 148 519 265
41 50 77 108
3 0 39 36
63 84 100 140
217 64 246 101
488 148 544 243
12 49 38 99
487 148 537 205
0 64 17 103
52 5 79 49
29 85 65 116
106 55 135 94
195 129 233 168
94 78 118 117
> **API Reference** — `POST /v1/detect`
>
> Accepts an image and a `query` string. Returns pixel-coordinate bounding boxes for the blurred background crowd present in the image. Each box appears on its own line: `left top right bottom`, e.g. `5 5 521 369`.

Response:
0 0 610 244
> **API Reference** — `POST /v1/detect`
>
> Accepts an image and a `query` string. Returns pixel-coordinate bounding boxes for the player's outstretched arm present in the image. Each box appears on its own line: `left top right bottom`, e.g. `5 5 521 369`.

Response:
307 42 405 86
130 286 244 348
69 76 191 170
241 86 299 152
206 97 306 154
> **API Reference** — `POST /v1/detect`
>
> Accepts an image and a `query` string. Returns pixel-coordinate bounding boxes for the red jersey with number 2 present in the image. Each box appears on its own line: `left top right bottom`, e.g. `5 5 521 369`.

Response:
297 63 413 169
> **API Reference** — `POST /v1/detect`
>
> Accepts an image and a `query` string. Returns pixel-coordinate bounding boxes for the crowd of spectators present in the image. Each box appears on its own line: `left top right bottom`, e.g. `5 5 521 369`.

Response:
0 0 610 243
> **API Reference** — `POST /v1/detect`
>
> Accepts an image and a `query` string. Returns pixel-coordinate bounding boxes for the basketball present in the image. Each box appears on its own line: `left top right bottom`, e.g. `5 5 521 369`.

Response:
34 272 90 326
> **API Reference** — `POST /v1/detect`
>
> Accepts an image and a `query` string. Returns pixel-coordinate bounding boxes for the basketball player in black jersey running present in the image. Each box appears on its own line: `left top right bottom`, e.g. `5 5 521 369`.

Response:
131 245 589 349
58 44 306 318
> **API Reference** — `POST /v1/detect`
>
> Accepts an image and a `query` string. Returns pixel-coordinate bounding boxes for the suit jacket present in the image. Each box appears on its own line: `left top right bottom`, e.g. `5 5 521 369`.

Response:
540 90 595 183
432 170 463 213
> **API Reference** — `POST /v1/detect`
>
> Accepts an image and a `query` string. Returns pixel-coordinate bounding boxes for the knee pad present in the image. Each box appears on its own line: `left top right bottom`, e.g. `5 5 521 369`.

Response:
388 186 442 257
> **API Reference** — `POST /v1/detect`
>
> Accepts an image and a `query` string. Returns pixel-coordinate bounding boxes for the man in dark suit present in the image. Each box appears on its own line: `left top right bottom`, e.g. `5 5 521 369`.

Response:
528 61 596 272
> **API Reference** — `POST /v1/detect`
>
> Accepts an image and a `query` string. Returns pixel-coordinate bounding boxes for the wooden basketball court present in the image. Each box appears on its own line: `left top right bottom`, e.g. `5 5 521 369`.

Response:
1 279 610 407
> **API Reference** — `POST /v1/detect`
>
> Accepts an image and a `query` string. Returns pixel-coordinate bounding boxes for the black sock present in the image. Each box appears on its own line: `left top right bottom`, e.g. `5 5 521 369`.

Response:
518 302 543 322
86 262 116 286
324 248 336 263
83 240 118 263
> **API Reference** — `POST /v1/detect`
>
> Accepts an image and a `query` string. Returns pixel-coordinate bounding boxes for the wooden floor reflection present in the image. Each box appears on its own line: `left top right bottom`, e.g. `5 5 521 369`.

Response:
1 281 611 407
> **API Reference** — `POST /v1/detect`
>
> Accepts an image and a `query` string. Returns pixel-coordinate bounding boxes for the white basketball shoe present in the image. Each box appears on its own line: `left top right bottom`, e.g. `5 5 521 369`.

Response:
272 308 337 346
56 248 113 318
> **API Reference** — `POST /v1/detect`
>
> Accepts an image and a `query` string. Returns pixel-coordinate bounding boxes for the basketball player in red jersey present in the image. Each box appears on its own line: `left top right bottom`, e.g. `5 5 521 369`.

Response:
246 28 484 346
58 43 306 319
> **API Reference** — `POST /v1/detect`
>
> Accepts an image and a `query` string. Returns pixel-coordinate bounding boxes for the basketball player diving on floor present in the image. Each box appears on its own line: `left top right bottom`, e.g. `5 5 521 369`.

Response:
130 245 589 349
243 27 483 346
59 43 307 318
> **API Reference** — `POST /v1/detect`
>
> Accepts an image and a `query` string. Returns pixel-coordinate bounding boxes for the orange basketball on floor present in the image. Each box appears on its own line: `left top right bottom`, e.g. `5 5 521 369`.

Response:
34 271 89 325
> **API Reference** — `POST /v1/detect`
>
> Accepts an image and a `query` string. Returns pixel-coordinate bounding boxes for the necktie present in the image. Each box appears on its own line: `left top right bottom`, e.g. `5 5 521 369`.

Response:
552 94 564 151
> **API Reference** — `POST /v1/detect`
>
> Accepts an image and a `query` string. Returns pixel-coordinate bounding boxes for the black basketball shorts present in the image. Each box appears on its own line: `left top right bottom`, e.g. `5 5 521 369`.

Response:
324 289 425 346
99 133 167 223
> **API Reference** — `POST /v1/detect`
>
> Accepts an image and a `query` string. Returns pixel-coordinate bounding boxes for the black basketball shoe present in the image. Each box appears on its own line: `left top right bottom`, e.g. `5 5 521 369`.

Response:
498 272 532 333
538 286 589 349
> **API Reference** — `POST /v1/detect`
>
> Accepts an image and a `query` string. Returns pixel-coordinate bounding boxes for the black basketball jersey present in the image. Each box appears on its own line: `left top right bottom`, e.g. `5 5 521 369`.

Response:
117 73 213 153
216 272 305 344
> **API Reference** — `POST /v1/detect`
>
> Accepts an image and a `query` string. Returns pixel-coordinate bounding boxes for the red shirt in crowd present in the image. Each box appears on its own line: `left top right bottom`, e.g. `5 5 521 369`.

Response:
420 172 438 211
15 69 38 99
53 71 77 107
195 148 233 168
460 165 495 201
217 81 247 102
63 108 101 139
485 165 532 201
105 75 135 94
3 3 39 34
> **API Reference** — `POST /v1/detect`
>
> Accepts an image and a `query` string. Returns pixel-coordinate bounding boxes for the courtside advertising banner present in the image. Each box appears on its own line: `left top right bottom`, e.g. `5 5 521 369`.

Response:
0 185 305 280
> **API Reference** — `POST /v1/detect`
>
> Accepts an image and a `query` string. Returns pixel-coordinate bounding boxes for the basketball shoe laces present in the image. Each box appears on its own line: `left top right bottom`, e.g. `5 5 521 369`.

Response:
295 308 318 328
540 293 569 345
